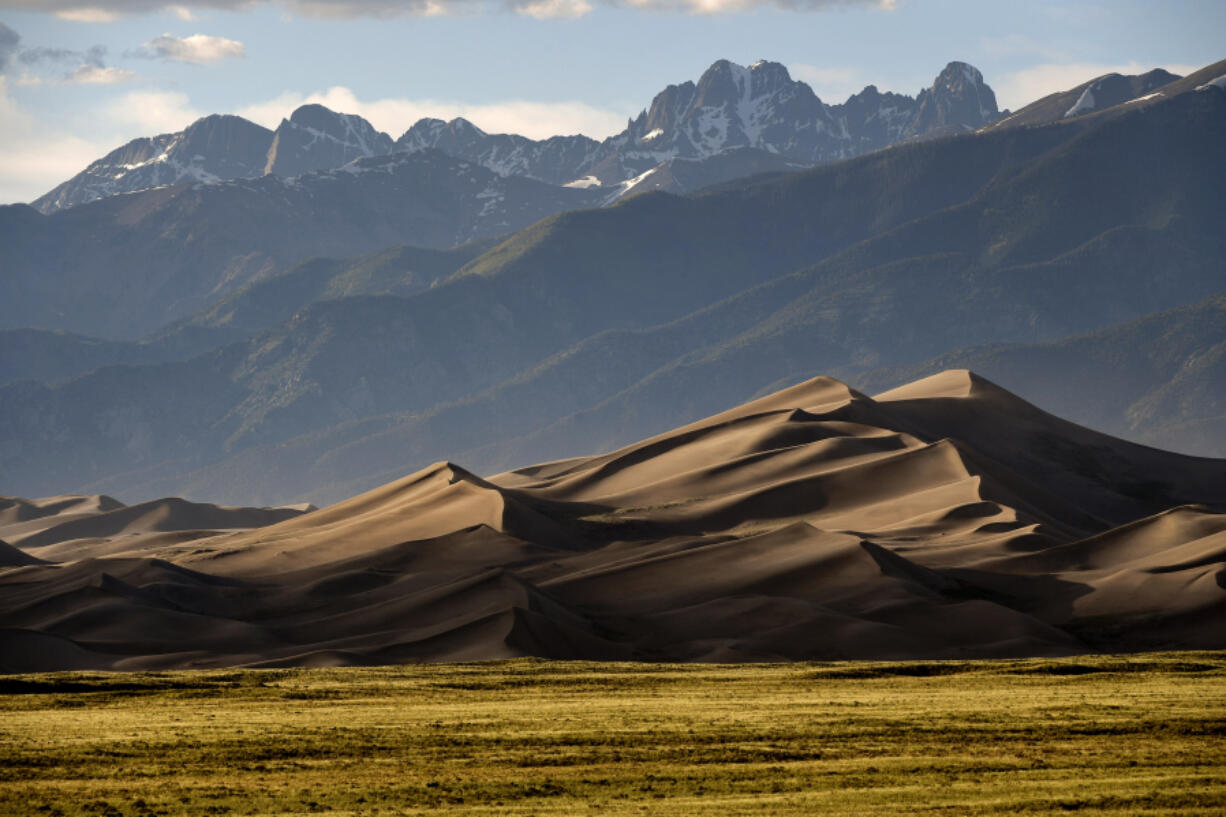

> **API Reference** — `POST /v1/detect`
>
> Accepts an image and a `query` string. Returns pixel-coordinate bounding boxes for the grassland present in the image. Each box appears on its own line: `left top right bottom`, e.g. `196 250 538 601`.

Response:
1 654 1224 816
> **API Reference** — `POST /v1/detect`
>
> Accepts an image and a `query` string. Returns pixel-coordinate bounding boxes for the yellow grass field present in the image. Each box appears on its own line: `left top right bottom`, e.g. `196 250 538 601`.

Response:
2 654 1224 816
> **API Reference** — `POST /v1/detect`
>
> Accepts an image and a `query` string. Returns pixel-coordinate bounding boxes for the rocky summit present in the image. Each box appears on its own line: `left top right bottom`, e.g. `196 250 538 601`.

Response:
32 58 1004 214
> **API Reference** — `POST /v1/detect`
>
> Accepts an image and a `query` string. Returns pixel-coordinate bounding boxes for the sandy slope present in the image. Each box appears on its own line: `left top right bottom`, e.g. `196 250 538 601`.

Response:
2 369 1223 671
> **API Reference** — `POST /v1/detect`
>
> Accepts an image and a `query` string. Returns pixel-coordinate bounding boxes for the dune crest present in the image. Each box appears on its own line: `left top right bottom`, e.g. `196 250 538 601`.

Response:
2 370 1224 670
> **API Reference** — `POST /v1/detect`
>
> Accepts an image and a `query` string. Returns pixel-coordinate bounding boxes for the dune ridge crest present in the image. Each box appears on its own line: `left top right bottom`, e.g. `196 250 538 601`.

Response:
2 370 1224 671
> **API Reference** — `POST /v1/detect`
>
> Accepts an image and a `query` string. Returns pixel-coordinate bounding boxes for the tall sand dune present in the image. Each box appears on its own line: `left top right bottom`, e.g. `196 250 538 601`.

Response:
2 369 1223 670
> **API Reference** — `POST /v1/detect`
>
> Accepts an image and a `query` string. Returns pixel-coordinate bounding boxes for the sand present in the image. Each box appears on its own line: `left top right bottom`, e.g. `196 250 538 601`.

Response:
2 369 1223 671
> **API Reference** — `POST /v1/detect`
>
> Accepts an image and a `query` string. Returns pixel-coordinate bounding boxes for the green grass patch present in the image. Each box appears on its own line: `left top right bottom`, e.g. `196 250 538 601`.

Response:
1 653 1224 815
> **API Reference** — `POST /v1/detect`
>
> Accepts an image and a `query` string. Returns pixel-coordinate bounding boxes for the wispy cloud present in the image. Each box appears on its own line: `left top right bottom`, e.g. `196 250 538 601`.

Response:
0 77 137 202
515 0 593 20
1 25 136 85
105 88 203 132
7 0 895 20
237 85 629 139
68 63 135 83
54 7 124 22
19 44 108 67
0 22 18 72
129 33 245 63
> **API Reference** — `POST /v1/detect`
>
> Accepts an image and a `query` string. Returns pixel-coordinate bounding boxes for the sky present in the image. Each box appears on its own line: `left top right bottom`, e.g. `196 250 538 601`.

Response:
0 0 1222 204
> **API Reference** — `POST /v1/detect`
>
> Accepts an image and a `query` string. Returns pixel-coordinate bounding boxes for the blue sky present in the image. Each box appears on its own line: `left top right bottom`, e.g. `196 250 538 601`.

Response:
0 0 1222 203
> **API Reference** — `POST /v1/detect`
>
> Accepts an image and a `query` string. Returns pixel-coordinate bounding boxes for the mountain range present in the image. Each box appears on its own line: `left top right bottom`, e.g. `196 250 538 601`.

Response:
3 370 1224 670
2 54 1225 671
1 56 1223 511
2 150 604 337
5 59 1201 342
852 293 1226 457
1 58 1223 508
32 59 1002 215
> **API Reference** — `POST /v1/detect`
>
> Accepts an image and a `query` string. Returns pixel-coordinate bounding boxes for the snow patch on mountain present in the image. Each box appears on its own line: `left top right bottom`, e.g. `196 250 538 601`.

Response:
564 175 602 188
35 58 1007 216
1065 86 1098 118
1196 73 1226 92
602 166 660 205
1123 92 1164 105
475 184 504 217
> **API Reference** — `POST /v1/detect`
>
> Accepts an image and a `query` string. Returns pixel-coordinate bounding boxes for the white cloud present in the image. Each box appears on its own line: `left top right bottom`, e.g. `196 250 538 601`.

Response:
789 64 864 102
628 0 895 11
131 33 245 63
10 0 892 20
104 88 203 133
54 7 124 22
237 85 629 139
995 61 1200 111
516 0 592 19
68 64 136 83
0 77 216 204
5 30 136 85
0 78 115 202
168 4 197 18
0 22 19 72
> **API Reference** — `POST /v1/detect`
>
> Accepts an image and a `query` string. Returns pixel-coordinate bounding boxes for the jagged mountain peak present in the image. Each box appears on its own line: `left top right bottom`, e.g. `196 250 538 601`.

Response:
908 59 998 135
265 103 394 178
288 102 343 125
746 59 800 92
34 56 1006 215
396 115 601 185
399 117 491 150
620 57 833 166
691 58 809 108
388 56 1008 193
31 113 274 214
935 60 986 88
398 117 449 146
282 103 391 148
448 117 488 136
176 114 274 159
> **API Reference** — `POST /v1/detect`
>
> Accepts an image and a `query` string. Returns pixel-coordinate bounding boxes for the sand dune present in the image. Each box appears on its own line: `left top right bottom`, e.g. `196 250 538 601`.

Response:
0 494 125 547
0 540 41 567
2 490 308 547
2 369 1223 670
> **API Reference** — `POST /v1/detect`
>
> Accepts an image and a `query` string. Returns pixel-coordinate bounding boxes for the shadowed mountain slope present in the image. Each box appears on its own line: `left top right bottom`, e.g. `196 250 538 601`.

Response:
2 371 1223 670
1 79 1223 506
35 59 997 218
32 114 275 214
986 59 1224 131
850 293 1226 458
0 239 498 389
1 150 601 339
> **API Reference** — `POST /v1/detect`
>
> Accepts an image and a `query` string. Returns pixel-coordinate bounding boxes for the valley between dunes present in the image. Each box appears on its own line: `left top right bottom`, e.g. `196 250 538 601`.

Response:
2 369 1224 671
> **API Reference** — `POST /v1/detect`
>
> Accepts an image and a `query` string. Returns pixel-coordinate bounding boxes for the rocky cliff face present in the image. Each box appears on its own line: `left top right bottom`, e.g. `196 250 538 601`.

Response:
1062 69 1181 118
5 149 604 338
32 115 274 214
35 59 1003 215
397 59 1002 186
34 105 398 214
263 104 395 177
905 61 999 137
396 118 603 186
